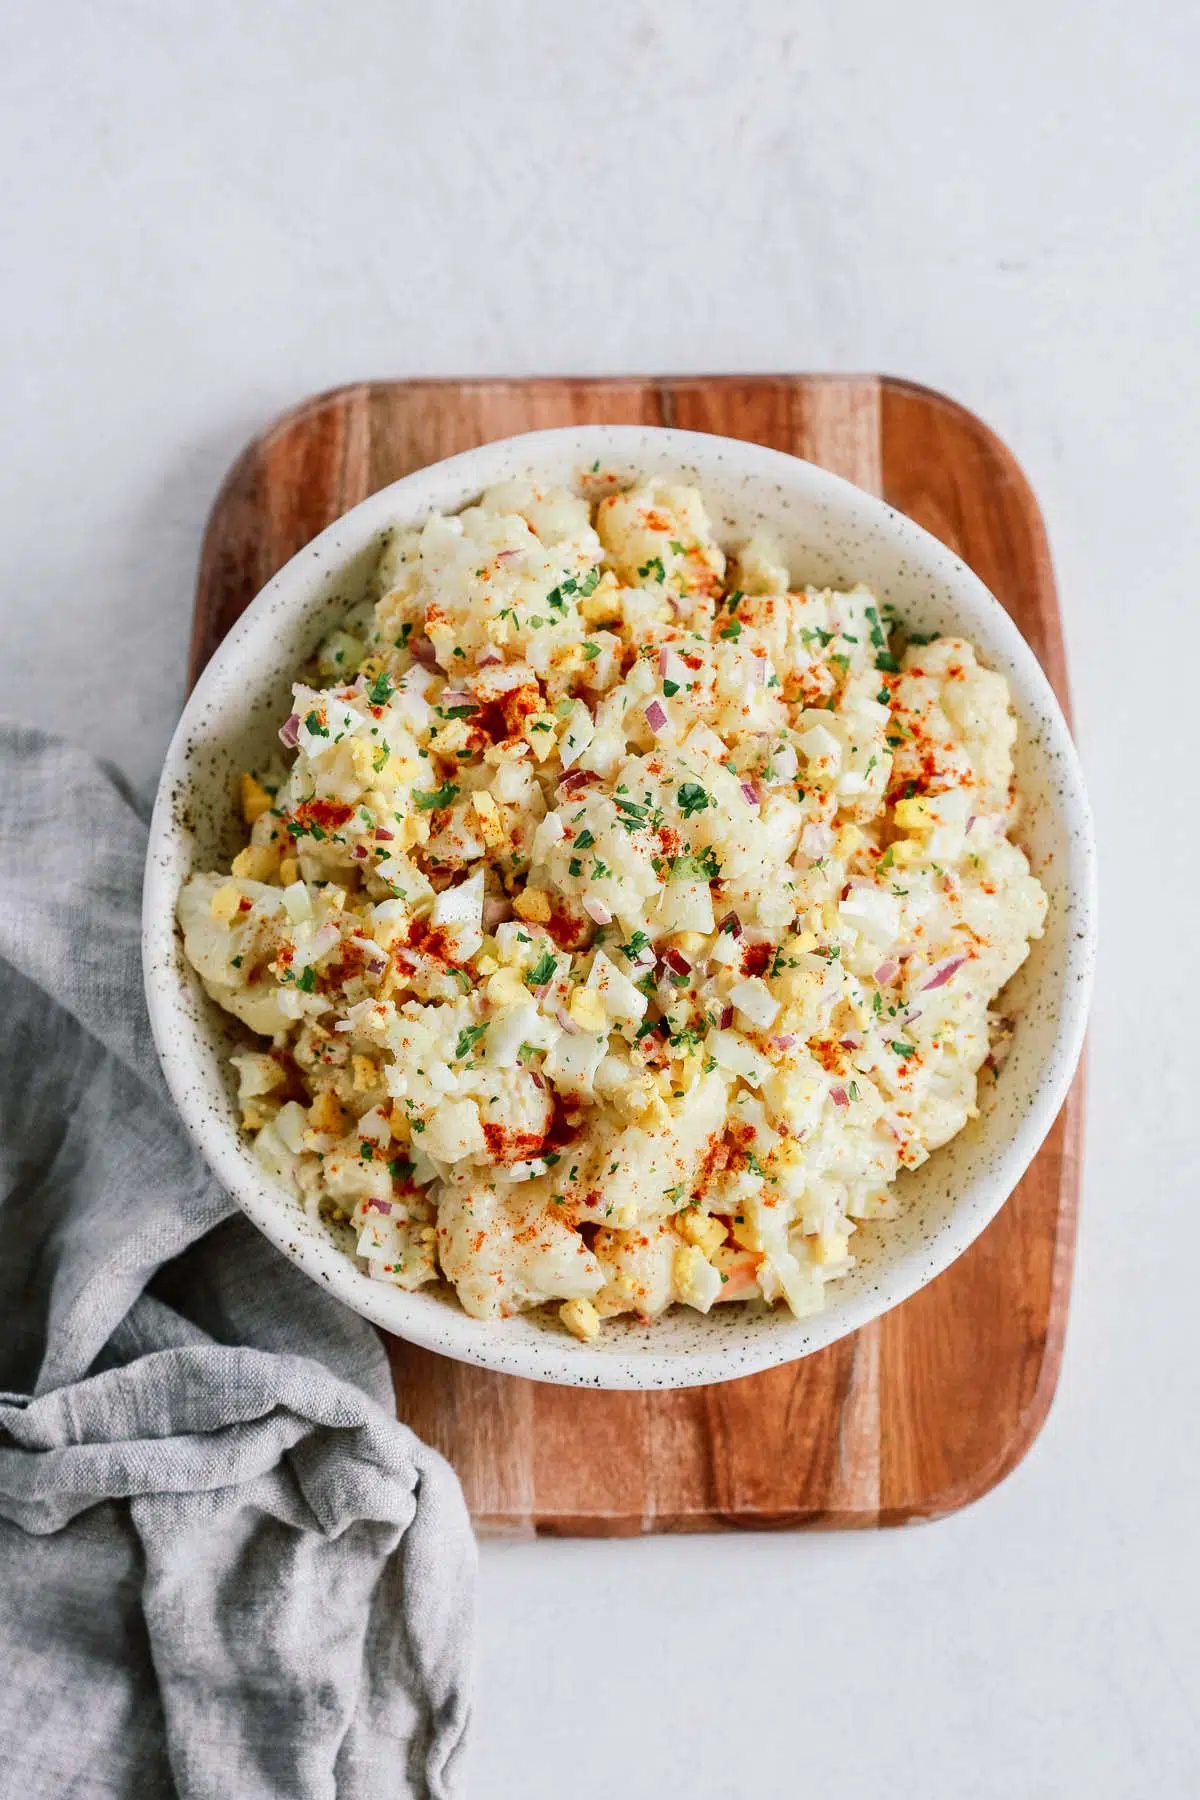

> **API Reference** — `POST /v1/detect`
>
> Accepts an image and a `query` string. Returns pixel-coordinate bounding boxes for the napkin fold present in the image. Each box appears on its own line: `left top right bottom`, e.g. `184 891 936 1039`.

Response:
0 724 475 1800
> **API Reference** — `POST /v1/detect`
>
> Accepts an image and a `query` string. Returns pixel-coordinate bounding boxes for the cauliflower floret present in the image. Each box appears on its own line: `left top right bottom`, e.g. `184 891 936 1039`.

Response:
437 1182 603 1319
420 503 601 671
593 1222 677 1319
596 480 726 598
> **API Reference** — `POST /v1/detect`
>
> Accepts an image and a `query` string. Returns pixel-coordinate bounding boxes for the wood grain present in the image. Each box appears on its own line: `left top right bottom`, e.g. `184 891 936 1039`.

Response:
191 374 1083 1534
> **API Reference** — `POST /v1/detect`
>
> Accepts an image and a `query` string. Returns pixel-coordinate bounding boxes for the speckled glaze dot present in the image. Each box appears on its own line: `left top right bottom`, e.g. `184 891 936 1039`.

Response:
141 426 1097 1392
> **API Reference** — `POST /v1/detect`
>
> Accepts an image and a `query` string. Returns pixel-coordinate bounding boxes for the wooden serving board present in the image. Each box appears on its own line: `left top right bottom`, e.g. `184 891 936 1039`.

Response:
193 375 1083 1534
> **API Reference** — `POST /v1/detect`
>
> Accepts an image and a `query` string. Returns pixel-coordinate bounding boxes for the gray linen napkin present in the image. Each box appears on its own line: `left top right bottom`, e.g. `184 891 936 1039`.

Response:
0 724 475 1800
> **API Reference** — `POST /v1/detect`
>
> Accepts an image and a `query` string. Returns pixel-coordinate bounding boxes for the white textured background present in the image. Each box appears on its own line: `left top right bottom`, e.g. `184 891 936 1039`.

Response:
2 1 1197 1793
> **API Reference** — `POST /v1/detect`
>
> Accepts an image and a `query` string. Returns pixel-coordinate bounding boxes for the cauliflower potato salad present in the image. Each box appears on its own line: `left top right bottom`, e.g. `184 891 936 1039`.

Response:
178 473 1047 1342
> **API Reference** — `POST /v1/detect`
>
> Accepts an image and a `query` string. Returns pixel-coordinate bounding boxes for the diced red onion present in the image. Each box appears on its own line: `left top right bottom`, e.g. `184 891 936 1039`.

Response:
839 1035 862 1050
529 1069 546 1089
583 897 612 925
644 699 668 734
830 1085 850 1108
306 923 341 961
364 1197 394 1216
740 781 760 807
873 958 900 985
719 1005 734 1029
751 656 767 686
966 815 977 834
439 689 472 708
374 827 395 841
922 955 966 991
772 1033 798 1050
552 1003 580 1035
495 548 518 562
663 947 691 977
411 636 438 666
658 646 671 677
558 769 595 795
358 939 389 975
278 713 301 748
476 645 503 666
352 845 368 861
718 911 743 938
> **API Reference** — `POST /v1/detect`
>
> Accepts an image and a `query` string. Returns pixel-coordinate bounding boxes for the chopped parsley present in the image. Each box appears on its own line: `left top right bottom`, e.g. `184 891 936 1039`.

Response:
304 710 329 738
295 966 317 993
718 618 742 641
574 828 596 850
637 555 666 583
454 1024 487 1060
865 605 886 652
525 950 558 988
582 641 601 660
413 782 459 811
620 929 649 960
676 782 710 818
673 845 721 881
662 678 680 697
366 670 394 706
892 1041 916 1058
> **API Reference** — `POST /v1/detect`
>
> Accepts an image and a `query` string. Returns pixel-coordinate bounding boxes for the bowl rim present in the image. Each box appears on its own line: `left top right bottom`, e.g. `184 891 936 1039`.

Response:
143 423 1097 1390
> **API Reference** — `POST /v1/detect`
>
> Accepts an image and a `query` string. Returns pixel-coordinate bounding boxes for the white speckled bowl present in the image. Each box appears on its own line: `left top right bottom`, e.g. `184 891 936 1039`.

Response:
144 426 1096 1390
